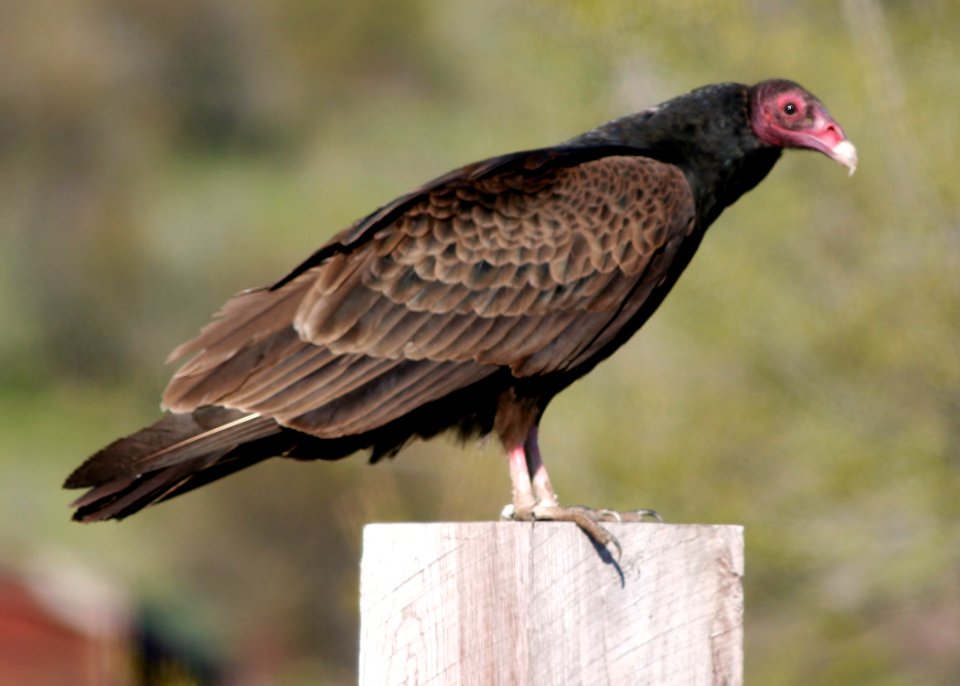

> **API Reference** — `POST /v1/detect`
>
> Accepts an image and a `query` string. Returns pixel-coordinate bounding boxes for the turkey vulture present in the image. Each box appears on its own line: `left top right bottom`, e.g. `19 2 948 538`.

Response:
66 79 856 547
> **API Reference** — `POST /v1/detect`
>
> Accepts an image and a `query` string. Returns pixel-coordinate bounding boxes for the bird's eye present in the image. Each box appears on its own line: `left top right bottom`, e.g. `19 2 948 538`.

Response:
783 102 797 115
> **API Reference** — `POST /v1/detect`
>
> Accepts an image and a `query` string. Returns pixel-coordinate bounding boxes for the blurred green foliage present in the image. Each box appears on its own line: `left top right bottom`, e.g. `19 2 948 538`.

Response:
1 0 957 683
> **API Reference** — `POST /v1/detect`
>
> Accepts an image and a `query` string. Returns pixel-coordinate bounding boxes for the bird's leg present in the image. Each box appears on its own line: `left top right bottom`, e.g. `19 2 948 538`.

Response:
526 427 663 525
523 427 558 507
500 427 559 518
506 442 537 515
501 426 664 556
500 426 622 555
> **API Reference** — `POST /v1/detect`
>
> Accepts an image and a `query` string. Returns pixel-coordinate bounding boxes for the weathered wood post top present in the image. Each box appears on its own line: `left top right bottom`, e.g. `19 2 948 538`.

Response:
360 522 743 685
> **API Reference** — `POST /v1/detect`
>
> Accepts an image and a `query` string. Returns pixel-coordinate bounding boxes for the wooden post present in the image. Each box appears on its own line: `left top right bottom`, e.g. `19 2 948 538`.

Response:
359 522 743 685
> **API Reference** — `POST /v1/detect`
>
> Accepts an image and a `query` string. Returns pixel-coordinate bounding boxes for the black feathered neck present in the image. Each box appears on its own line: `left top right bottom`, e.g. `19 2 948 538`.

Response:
571 82 782 227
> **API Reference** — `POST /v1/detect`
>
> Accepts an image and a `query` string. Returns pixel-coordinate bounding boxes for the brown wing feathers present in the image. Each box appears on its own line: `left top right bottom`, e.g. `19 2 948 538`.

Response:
66 153 696 520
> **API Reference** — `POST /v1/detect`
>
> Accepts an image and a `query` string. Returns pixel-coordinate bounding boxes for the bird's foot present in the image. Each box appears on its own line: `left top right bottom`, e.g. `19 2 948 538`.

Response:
500 503 663 559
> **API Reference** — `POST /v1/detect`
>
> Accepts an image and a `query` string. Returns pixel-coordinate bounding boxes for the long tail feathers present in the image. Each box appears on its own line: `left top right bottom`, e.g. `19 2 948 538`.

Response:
65 408 282 522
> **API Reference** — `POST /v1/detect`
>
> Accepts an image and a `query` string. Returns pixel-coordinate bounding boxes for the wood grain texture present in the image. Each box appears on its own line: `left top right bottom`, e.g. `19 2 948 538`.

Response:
359 523 743 685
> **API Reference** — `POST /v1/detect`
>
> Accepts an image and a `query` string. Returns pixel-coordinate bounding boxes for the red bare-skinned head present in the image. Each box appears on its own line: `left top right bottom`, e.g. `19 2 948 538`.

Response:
750 79 858 175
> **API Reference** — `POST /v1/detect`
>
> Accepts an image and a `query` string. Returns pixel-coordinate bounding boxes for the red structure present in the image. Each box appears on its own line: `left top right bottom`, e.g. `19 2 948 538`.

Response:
0 555 131 685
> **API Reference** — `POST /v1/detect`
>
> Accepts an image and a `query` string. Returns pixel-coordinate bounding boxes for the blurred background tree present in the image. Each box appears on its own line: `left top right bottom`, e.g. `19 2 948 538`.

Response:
1 0 957 683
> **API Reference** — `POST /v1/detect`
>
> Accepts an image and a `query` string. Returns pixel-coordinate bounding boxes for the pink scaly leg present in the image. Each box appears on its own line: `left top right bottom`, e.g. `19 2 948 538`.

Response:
524 427 559 507
506 442 537 514
502 425 664 556
502 425 656 557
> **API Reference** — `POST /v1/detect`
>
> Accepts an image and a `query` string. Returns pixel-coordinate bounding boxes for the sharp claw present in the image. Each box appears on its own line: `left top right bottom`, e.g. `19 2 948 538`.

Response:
602 508 663 523
597 508 622 522
629 508 663 523
527 504 621 558
500 502 657 559
607 535 622 560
